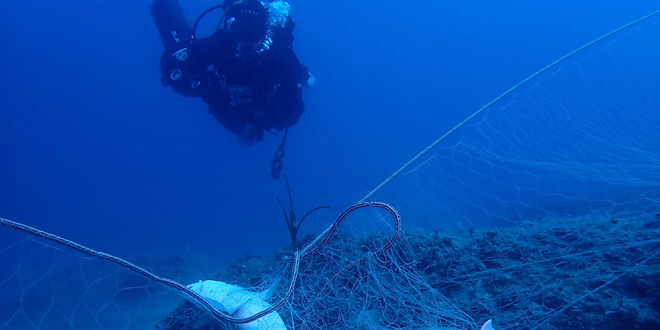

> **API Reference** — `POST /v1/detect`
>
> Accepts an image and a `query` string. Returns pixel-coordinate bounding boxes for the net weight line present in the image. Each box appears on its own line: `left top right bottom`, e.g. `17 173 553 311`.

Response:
0 216 298 324
0 201 400 325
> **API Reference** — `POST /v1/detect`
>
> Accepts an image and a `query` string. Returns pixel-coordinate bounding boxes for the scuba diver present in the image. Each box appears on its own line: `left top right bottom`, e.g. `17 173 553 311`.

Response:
152 0 311 147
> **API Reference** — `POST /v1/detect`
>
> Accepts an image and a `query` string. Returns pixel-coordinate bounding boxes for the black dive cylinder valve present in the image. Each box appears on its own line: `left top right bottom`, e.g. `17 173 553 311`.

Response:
152 0 200 96
151 0 193 51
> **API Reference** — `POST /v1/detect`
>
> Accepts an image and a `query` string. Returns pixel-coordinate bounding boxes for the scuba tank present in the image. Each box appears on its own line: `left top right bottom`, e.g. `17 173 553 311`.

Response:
151 0 193 52
152 0 201 97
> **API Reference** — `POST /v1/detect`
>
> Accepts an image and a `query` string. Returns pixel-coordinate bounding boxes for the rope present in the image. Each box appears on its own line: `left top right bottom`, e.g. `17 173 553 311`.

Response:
297 202 401 260
0 201 400 325
0 216 299 325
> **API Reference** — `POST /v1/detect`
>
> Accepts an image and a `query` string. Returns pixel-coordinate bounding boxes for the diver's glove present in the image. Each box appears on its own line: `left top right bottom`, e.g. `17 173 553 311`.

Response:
480 320 496 330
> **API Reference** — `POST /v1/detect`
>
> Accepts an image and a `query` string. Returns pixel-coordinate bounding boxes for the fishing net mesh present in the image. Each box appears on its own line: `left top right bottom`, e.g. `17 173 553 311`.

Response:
0 235 170 329
3 10 660 330
277 209 475 330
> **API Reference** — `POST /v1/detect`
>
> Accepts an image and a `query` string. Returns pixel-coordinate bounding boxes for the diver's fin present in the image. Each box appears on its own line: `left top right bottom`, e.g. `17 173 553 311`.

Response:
480 319 496 330
260 264 289 301
261 273 282 301
305 71 315 87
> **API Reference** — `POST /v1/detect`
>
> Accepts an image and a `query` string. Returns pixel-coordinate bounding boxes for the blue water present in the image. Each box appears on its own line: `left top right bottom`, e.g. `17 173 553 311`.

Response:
1 0 658 267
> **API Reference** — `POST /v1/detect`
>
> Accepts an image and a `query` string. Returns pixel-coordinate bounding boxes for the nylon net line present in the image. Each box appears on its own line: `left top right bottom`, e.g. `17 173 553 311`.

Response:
0 232 182 329
358 9 660 330
3 10 660 330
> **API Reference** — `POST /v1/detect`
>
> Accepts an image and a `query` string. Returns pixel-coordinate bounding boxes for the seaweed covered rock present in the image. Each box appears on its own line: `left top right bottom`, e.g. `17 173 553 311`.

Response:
159 214 660 330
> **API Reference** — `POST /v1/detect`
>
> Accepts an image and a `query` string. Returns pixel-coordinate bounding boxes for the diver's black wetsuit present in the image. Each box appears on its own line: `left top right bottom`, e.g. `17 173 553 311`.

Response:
159 15 307 143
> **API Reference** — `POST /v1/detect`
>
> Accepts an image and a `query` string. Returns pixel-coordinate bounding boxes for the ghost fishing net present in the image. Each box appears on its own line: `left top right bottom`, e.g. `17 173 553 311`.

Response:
359 9 660 330
3 8 660 330
0 201 477 330
0 230 177 329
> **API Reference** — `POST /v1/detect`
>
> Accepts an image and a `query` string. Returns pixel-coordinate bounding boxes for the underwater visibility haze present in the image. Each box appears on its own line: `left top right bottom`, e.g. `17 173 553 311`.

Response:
1 0 660 329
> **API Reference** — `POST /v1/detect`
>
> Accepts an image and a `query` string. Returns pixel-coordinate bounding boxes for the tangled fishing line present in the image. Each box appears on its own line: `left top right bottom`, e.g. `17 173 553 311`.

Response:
2 202 477 330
